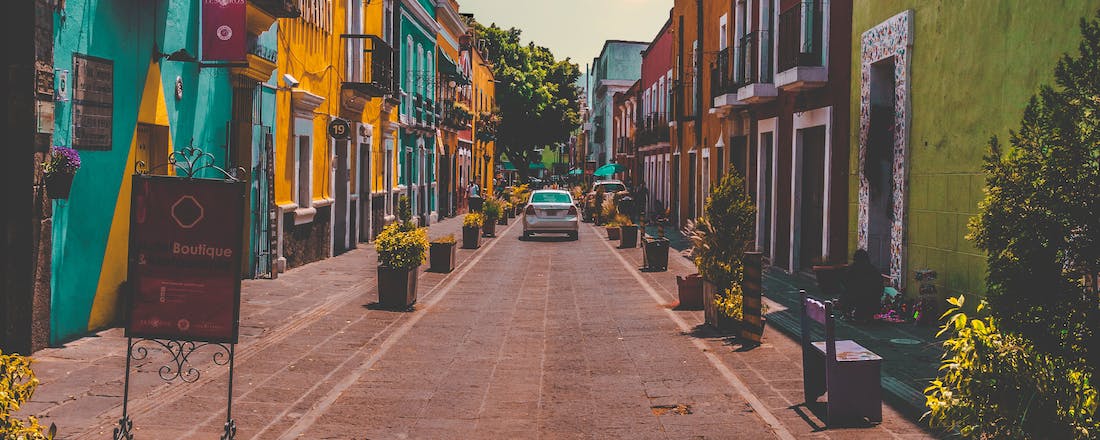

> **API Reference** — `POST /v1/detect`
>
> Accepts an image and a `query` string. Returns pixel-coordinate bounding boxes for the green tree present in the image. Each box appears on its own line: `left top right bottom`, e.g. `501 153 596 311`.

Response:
474 22 582 181
968 10 1100 368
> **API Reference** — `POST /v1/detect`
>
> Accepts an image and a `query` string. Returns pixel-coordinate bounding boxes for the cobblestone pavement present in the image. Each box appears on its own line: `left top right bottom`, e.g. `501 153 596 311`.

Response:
21 216 941 439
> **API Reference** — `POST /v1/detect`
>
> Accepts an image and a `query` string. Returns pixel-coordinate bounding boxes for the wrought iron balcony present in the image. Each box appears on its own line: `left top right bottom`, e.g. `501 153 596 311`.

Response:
249 0 301 18
341 34 396 98
672 81 695 122
711 47 735 99
778 1 824 72
740 30 774 85
636 112 670 147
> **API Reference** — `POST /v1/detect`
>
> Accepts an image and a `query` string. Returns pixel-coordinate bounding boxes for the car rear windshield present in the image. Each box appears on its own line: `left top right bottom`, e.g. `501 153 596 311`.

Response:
599 183 626 193
531 192 572 204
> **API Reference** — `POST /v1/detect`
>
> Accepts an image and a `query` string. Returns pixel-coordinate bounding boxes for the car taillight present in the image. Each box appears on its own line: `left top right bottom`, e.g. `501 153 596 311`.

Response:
525 205 536 215
568 205 578 215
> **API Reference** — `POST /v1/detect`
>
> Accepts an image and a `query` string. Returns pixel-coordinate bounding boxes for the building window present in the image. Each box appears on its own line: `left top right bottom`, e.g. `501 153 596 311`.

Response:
719 14 728 51
296 130 312 208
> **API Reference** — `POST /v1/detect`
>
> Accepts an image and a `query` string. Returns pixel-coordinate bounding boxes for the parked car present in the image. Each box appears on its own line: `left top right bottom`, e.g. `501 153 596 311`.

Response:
584 180 628 212
522 189 579 240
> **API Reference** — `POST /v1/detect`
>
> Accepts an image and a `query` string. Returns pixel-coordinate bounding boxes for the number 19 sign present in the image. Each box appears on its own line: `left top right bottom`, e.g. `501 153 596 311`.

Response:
126 175 245 343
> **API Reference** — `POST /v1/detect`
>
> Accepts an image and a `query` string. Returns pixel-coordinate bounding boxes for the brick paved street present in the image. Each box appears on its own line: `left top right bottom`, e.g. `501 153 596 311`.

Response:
22 216 940 439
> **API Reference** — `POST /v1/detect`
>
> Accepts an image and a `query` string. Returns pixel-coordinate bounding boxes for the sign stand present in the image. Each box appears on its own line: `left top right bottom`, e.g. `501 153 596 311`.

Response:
114 147 246 440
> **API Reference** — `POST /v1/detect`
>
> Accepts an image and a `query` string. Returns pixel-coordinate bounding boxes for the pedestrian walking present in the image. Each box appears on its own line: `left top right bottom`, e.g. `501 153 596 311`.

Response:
468 180 483 213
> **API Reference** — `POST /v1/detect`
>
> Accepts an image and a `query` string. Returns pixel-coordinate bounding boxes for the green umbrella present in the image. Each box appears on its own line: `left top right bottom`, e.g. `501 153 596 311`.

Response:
593 163 627 177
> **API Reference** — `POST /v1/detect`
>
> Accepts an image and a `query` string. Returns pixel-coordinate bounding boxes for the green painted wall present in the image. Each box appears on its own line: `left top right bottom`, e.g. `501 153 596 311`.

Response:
51 0 233 343
849 1 1099 297
398 10 437 213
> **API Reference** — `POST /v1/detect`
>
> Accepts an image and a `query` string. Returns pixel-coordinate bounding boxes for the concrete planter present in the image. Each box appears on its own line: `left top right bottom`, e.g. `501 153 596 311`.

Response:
497 215 508 226
377 265 418 309
619 225 638 248
462 226 481 249
703 279 741 335
675 273 704 310
429 242 456 273
606 227 621 240
482 220 497 237
45 173 74 199
641 235 669 271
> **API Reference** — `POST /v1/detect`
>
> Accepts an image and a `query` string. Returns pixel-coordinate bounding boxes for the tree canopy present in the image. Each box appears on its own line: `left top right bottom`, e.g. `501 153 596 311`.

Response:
474 22 582 181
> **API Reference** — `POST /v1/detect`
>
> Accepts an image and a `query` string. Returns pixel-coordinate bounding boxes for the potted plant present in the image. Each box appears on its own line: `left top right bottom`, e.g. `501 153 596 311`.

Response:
429 234 457 273
481 198 501 237
375 213 428 310
683 171 756 334
462 213 484 249
642 217 670 271
43 146 81 199
497 201 510 225
618 214 638 248
603 199 621 240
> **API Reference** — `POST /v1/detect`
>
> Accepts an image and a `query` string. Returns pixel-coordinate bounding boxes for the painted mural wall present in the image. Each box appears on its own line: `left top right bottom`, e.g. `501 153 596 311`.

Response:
848 0 1100 296
50 0 234 343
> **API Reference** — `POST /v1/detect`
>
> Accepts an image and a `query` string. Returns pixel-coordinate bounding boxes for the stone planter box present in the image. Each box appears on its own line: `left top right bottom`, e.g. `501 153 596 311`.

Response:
703 279 741 334
606 227 621 240
619 225 638 248
641 235 669 271
482 220 497 237
497 215 508 226
377 265 418 309
462 226 481 249
675 273 704 310
429 242 457 273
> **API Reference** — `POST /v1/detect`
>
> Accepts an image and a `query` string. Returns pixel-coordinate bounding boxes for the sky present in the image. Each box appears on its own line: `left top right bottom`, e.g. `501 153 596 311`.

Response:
455 0 672 75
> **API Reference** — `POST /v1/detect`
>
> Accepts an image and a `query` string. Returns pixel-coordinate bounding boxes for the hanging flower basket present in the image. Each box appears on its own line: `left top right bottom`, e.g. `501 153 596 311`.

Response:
43 146 81 200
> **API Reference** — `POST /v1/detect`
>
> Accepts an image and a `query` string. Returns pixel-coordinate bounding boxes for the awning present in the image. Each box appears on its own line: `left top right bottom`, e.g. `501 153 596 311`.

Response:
500 162 545 171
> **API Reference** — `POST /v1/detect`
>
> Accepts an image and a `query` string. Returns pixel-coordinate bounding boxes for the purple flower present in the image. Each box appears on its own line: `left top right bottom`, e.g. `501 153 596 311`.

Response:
45 146 81 176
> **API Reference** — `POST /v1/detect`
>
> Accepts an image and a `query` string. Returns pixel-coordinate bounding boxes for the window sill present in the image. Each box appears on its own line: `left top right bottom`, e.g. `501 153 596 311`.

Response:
294 206 317 225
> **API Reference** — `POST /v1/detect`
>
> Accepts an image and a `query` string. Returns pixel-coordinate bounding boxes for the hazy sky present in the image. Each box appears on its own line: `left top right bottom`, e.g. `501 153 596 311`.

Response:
455 0 672 72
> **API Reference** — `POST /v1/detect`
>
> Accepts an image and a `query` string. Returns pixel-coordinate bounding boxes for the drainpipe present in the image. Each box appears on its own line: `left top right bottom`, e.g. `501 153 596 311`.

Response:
695 0 704 149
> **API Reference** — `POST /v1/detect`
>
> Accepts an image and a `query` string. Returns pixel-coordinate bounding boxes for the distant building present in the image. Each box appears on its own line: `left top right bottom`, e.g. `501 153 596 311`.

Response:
589 40 647 168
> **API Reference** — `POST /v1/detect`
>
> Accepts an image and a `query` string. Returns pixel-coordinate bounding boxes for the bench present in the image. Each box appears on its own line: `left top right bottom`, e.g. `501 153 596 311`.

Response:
800 289 883 426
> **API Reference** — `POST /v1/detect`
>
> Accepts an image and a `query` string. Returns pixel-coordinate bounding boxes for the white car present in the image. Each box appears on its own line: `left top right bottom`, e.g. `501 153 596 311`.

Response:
522 190 580 240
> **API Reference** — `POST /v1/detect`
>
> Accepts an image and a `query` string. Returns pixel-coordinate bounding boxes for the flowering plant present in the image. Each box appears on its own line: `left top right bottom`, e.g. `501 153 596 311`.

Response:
43 146 81 177
463 212 485 228
375 222 428 270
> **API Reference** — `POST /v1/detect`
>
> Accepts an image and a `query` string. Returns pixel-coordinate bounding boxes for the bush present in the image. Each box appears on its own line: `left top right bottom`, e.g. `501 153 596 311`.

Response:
1 351 54 439
968 10 1099 374
683 171 755 320
375 222 428 270
924 296 1099 438
481 198 502 220
463 213 485 228
431 234 456 244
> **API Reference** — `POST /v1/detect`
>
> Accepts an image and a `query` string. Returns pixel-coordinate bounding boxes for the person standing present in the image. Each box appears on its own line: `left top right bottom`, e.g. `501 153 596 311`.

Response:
844 249 884 322
468 179 483 213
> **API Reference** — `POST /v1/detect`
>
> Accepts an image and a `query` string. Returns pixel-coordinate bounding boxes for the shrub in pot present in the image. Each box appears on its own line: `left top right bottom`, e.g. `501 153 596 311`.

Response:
675 273 704 309
617 215 638 248
497 202 510 225
603 199 621 239
481 198 501 237
683 171 756 331
376 215 428 310
462 213 484 249
429 234 457 273
642 221 670 271
43 146 81 199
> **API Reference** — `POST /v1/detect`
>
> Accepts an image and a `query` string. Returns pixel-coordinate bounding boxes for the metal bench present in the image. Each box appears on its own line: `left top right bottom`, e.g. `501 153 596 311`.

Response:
800 289 883 426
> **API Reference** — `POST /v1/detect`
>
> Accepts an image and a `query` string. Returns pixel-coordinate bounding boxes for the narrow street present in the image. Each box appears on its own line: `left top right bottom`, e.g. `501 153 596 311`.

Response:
24 216 934 439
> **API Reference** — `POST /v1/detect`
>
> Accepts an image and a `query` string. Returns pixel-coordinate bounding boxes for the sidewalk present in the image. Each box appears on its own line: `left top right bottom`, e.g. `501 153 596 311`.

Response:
19 216 472 439
643 224 941 418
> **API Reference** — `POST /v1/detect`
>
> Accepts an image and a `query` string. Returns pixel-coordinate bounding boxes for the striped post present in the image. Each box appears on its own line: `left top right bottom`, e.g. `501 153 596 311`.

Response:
740 252 764 343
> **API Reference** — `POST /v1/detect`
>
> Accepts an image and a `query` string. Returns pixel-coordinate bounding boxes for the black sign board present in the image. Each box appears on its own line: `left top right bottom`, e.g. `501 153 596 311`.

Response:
72 54 113 150
328 118 351 140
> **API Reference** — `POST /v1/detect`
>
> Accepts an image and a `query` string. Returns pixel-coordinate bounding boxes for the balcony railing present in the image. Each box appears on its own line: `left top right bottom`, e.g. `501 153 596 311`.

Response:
739 30 774 85
250 0 301 18
672 81 695 121
711 47 735 99
616 137 634 155
636 112 670 146
342 34 396 98
778 1 824 72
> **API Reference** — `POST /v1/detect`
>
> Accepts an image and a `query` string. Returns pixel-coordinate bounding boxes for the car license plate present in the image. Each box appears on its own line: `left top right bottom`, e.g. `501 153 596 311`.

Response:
544 209 563 216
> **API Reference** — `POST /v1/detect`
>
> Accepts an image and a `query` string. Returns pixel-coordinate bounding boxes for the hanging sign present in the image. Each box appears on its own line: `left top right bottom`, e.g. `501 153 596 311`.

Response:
201 0 247 61
127 175 245 343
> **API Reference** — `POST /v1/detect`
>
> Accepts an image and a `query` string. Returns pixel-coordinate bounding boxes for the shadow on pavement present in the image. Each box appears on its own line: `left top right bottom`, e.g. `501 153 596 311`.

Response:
518 235 575 242
363 302 416 313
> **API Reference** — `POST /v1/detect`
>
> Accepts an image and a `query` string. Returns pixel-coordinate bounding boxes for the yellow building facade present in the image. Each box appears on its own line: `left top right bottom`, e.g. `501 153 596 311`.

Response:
273 0 349 271
468 25 496 196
